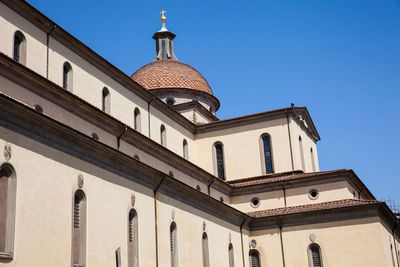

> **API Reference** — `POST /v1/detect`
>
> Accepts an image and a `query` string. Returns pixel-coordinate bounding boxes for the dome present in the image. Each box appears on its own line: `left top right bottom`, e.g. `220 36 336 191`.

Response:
131 60 213 95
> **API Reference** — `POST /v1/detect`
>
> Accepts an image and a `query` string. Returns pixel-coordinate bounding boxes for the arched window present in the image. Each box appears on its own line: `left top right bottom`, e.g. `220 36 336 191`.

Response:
249 249 261 267
308 244 322 267
0 164 16 257
166 98 175 106
162 40 166 59
134 108 141 132
299 136 305 171
63 62 73 91
213 142 225 180
310 148 316 172
13 31 26 65
183 139 188 159
160 125 166 146
72 190 86 266
202 232 210 267
91 133 99 141
34 104 43 113
102 87 110 114
260 134 274 174
228 243 235 267
156 40 160 57
170 222 178 267
128 209 138 267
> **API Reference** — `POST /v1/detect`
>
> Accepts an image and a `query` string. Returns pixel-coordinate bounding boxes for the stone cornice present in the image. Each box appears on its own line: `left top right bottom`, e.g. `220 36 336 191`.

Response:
171 101 219 123
0 0 197 133
0 53 231 194
0 92 395 232
290 107 321 142
149 88 221 111
0 92 245 226
196 107 320 142
249 201 397 231
230 169 375 200
0 0 320 140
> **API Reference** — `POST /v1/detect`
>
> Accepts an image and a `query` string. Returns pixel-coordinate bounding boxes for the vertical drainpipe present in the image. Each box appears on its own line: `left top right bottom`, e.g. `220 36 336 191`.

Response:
147 98 154 139
280 180 287 207
116 125 128 151
154 175 167 267
46 25 56 79
278 219 287 267
207 177 215 196
286 110 295 173
240 216 248 267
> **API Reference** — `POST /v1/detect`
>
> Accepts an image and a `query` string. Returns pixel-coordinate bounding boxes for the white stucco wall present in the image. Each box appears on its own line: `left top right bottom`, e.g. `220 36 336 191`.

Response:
0 2 47 77
194 117 293 180
289 116 319 173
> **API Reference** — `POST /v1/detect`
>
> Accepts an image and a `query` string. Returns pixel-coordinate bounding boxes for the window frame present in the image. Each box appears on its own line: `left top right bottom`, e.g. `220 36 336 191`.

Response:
63 62 73 92
228 243 235 267
128 209 138 267
13 31 26 65
299 136 305 171
170 222 178 267
310 147 316 172
213 142 226 180
307 243 323 267
102 87 110 114
160 125 167 147
259 133 274 174
0 163 17 259
249 249 261 267
134 108 141 132
72 189 86 267
182 139 188 160
202 232 210 267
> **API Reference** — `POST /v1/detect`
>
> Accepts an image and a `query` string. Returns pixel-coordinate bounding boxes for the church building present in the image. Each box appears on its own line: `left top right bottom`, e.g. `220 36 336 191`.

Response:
0 1 399 266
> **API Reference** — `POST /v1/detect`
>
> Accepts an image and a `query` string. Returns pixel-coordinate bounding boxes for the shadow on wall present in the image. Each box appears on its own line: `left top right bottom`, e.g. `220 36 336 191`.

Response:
196 118 287 139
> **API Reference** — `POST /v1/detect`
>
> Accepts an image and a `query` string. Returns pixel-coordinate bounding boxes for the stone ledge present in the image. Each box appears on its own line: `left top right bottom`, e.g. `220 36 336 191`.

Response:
0 251 13 260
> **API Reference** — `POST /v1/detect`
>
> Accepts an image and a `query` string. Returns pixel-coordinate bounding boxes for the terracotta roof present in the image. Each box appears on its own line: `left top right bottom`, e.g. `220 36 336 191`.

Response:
131 60 213 95
228 169 349 187
248 199 382 218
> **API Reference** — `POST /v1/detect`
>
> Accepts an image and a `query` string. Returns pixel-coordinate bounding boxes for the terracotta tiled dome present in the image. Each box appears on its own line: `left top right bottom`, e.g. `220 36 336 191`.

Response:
131 60 213 95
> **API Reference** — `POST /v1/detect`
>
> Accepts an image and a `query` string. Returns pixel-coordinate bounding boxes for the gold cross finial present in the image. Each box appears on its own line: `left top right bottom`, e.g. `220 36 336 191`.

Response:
160 10 167 23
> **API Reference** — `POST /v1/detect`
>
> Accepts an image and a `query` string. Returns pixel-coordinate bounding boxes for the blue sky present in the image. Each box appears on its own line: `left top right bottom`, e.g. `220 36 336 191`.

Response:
27 0 400 205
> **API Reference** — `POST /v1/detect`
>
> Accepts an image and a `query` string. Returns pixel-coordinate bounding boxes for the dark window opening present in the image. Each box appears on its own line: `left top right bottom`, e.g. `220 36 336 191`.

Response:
34 104 43 113
13 33 24 63
63 62 72 91
162 40 166 59
262 135 273 174
309 244 322 267
169 40 172 58
167 99 175 106
251 197 260 208
249 250 260 267
215 143 225 180
91 133 99 141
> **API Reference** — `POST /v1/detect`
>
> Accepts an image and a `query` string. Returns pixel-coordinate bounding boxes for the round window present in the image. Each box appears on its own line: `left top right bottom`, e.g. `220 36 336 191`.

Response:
250 197 260 208
166 98 175 106
308 189 319 200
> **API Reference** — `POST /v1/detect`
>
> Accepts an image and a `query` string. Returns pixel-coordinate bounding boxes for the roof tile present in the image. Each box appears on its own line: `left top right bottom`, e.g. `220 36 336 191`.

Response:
131 60 213 95
247 199 381 218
